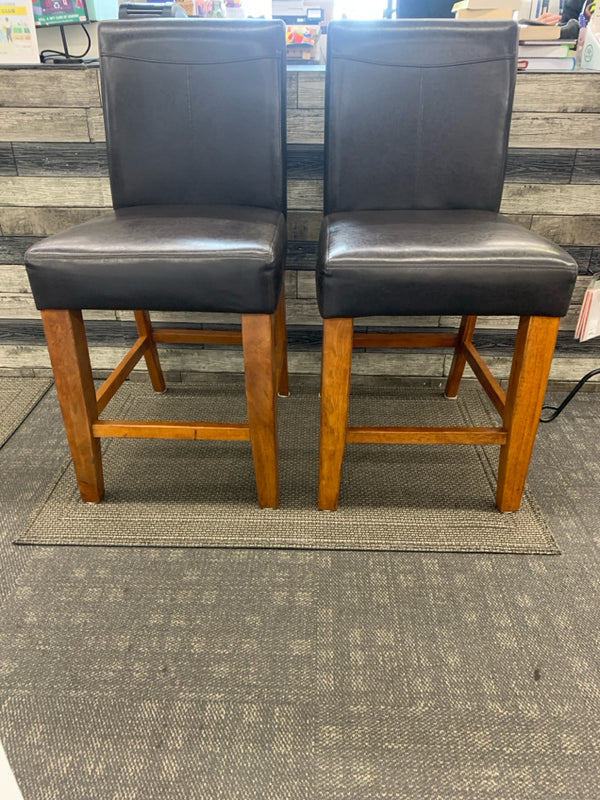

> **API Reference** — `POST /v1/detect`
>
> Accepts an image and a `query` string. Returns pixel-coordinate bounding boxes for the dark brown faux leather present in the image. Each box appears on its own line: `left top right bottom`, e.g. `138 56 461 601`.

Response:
26 206 286 313
318 210 577 318
26 19 287 314
318 20 577 319
100 20 286 211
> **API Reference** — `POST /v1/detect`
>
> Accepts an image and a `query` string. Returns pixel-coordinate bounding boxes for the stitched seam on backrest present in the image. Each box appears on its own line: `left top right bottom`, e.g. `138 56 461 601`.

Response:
330 55 515 68
101 54 282 66
185 65 193 154
414 69 424 210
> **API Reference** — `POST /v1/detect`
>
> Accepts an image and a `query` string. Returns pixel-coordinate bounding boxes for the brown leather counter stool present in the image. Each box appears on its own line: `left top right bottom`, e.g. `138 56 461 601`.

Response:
25 19 288 508
317 20 577 512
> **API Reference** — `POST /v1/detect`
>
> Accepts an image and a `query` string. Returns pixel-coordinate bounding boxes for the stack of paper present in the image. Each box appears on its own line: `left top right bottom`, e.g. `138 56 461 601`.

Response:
517 22 562 40
452 0 519 19
518 38 577 70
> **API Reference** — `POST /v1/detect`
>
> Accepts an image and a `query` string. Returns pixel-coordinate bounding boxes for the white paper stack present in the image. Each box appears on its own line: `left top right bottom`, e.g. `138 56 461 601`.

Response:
452 0 519 18
575 274 600 342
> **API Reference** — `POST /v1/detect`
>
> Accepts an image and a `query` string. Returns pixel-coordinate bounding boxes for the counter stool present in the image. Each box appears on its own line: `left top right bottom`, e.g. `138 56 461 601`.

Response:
317 20 577 512
25 19 289 508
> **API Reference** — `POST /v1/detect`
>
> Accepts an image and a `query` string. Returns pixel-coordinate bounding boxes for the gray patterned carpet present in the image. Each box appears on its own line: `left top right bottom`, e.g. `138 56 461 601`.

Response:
1 377 599 799
0 378 51 448
16 379 557 553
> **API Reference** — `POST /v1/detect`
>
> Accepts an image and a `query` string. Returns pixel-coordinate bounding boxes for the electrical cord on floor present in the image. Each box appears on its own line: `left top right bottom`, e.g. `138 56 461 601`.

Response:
540 367 600 423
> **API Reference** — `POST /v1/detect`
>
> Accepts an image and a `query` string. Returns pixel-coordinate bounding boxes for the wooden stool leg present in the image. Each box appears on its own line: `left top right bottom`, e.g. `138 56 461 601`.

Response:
242 313 279 508
274 288 290 398
445 315 477 398
134 310 166 393
319 318 354 511
496 315 560 512
41 309 104 503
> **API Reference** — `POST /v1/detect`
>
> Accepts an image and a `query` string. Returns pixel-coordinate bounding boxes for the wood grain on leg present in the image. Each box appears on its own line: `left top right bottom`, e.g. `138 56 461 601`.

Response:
134 310 166 393
319 318 353 511
41 309 104 502
445 315 477 399
274 288 290 398
242 313 279 508
496 315 560 512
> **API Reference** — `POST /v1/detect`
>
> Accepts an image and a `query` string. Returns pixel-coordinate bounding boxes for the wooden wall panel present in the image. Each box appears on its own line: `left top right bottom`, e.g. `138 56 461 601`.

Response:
0 207 104 236
288 179 324 210
0 294 39 318
287 211 322 242
0 68 101 108
0 177 111 207
12 143 108 177
0 144 16 176
297 71 325 108
286 72 298 108
513 73 600 113
0 264 29 293
531 215 600 245
0 237 40 264
287 110 323 144
572 150 600 183
510 113 600 148
86 109 106 142
505 149 575 183
0 110 92 143
501 184 600 215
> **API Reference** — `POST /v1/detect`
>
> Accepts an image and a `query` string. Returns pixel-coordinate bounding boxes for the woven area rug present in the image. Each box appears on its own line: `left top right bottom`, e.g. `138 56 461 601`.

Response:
16 378 559 553
0 377 52 447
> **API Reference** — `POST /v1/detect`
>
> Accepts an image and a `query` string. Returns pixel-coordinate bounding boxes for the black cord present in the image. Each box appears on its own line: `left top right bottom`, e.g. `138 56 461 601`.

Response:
40 23 92 63
540 367 600 423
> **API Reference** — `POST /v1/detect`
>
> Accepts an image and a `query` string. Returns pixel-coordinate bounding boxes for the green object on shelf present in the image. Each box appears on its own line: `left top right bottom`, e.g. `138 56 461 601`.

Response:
209 0 225 16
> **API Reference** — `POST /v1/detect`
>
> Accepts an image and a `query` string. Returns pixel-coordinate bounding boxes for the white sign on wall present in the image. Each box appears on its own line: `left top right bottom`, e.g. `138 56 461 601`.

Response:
0 0 39 65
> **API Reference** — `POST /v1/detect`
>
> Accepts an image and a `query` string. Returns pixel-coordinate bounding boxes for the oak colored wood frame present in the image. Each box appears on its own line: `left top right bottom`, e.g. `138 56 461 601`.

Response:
41 290 289 508
319 314 560 513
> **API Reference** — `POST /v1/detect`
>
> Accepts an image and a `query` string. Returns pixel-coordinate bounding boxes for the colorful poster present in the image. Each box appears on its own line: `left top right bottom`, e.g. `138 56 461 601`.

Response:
31 0 86 26
0 1 39 64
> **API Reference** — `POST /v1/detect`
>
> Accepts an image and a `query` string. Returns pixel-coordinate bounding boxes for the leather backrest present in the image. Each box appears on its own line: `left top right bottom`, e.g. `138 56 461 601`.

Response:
99 19 286 211
324 20 518 214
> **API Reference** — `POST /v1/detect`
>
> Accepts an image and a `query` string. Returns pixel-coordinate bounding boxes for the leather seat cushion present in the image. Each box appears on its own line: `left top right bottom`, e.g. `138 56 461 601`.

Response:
25 205 286 314
317 210 577 318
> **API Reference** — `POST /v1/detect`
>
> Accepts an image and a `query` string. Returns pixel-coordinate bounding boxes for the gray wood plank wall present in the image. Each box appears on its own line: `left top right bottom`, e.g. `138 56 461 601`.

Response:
0 65 599 382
